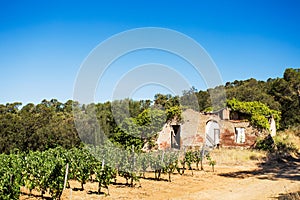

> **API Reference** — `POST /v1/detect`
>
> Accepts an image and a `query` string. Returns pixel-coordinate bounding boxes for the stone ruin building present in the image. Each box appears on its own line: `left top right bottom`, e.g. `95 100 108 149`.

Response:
156 108 276 150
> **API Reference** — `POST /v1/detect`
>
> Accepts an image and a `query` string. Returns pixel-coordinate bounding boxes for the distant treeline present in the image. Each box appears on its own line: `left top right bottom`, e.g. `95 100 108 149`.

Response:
0 68 299 153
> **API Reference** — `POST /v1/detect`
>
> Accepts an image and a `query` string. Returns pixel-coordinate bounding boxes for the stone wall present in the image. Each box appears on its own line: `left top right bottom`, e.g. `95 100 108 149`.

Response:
219 120 260 148
156 109 267 150
156 123 172 149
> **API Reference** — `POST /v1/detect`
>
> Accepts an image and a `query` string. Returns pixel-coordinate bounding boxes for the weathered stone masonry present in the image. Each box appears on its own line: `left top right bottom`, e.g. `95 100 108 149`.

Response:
156 108 270 150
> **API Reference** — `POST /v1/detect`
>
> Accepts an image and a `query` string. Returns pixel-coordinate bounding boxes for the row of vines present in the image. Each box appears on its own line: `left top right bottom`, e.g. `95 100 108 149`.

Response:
0 144 215 200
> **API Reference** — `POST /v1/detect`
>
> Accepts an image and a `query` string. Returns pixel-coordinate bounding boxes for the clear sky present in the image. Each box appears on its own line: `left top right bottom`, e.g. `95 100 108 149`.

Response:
0 0 300 104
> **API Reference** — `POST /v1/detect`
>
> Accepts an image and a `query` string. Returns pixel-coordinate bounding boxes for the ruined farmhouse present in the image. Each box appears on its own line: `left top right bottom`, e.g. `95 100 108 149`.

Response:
156 108 276 150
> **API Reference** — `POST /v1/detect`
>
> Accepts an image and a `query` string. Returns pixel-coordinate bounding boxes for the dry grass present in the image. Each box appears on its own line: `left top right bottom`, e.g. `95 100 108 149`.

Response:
209 127 300 167
278 189 300 200
277 126 300 152
209 148 266 166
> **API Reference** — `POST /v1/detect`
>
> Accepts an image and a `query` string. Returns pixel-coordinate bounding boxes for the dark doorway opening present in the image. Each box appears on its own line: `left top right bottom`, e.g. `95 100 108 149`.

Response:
171 125 181 149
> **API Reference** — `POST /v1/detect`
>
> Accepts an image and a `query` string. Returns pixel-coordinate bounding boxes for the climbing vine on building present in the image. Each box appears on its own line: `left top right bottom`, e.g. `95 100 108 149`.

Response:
227 98 281 130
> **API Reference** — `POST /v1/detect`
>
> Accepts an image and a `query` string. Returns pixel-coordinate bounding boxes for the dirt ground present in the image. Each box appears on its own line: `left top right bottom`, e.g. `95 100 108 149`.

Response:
21 154 300 200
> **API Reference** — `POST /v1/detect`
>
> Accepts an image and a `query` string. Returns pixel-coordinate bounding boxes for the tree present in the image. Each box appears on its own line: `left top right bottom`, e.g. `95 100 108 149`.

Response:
112 108 166 150
269 68 300 129
181 87 199 111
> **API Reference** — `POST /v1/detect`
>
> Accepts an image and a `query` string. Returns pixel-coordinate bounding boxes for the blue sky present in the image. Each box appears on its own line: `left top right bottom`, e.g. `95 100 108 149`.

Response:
0 0 300 104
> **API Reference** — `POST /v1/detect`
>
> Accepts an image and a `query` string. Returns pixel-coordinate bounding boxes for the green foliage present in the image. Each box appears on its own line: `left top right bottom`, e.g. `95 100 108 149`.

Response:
117 147 140 186
94 164 115 194
273 135 297 153
166 105 183 122
255 133 297 154
179 149 212 174
196 90 212 111
225 78 281 110
0 153 24 200
0 146 123 199
162 151 180 182
183 150 194 170
154 94 180 109
227 98 281 130
0 68 299 155
207 85 227 111
255 136 275 151
180 87 200 111
0 99 81 153
112 108 166 150
136 108 166 138
1 69 300 199
270 69 300 129
203 106 213 112
0 148 68 199
206 153 216 172
66 148 96 190
112 127 144 151
0 144 221 199
225 69 300 129
192 151 203 170
250 114 269 130
153 94 183 122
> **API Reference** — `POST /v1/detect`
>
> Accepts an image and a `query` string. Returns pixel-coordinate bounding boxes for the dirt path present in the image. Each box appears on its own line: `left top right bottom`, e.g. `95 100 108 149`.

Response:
173 171 299 200
22 157 300 200
173 157 300 200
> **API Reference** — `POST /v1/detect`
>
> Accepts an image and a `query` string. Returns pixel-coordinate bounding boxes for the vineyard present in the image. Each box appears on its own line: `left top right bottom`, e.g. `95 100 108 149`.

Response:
0 144 215 200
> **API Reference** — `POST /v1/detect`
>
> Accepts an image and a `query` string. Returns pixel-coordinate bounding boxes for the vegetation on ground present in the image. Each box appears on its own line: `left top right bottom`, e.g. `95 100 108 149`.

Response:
0 68 300 199
255 127 300 155
0 145 216 199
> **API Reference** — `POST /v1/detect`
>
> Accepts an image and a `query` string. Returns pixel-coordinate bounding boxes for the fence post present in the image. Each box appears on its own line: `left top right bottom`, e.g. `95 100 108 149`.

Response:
63 163 69 190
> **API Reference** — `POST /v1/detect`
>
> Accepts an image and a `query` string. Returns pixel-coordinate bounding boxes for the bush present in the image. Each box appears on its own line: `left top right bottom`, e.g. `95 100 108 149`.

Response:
255 133 298 154
255 135 275 152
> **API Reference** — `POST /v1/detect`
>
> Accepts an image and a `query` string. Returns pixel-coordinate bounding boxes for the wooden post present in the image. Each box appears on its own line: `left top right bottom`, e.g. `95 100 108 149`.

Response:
69 189 72 199
63 163 69 190
102 159 105 169
201 147 205 171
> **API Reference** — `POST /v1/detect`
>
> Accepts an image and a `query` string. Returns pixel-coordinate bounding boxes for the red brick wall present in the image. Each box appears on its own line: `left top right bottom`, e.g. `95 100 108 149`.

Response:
219 121 261 148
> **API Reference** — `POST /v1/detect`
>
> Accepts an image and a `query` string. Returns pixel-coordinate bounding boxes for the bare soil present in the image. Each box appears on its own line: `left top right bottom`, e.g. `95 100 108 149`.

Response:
21 155 300 200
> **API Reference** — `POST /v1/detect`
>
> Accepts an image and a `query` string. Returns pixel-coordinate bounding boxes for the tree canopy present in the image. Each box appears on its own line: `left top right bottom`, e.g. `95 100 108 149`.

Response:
0 68 299 153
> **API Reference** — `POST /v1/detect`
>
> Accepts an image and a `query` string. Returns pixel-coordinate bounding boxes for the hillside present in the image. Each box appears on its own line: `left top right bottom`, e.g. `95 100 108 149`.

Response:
0 68 299 153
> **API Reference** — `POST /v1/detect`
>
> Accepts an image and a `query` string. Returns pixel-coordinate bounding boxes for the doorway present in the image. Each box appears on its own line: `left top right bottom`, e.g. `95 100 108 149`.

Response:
171 125 180 149
205 121 220 148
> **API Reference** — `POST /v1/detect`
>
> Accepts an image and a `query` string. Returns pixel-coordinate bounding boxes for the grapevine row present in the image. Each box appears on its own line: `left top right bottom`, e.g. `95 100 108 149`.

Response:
0 145 215 199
